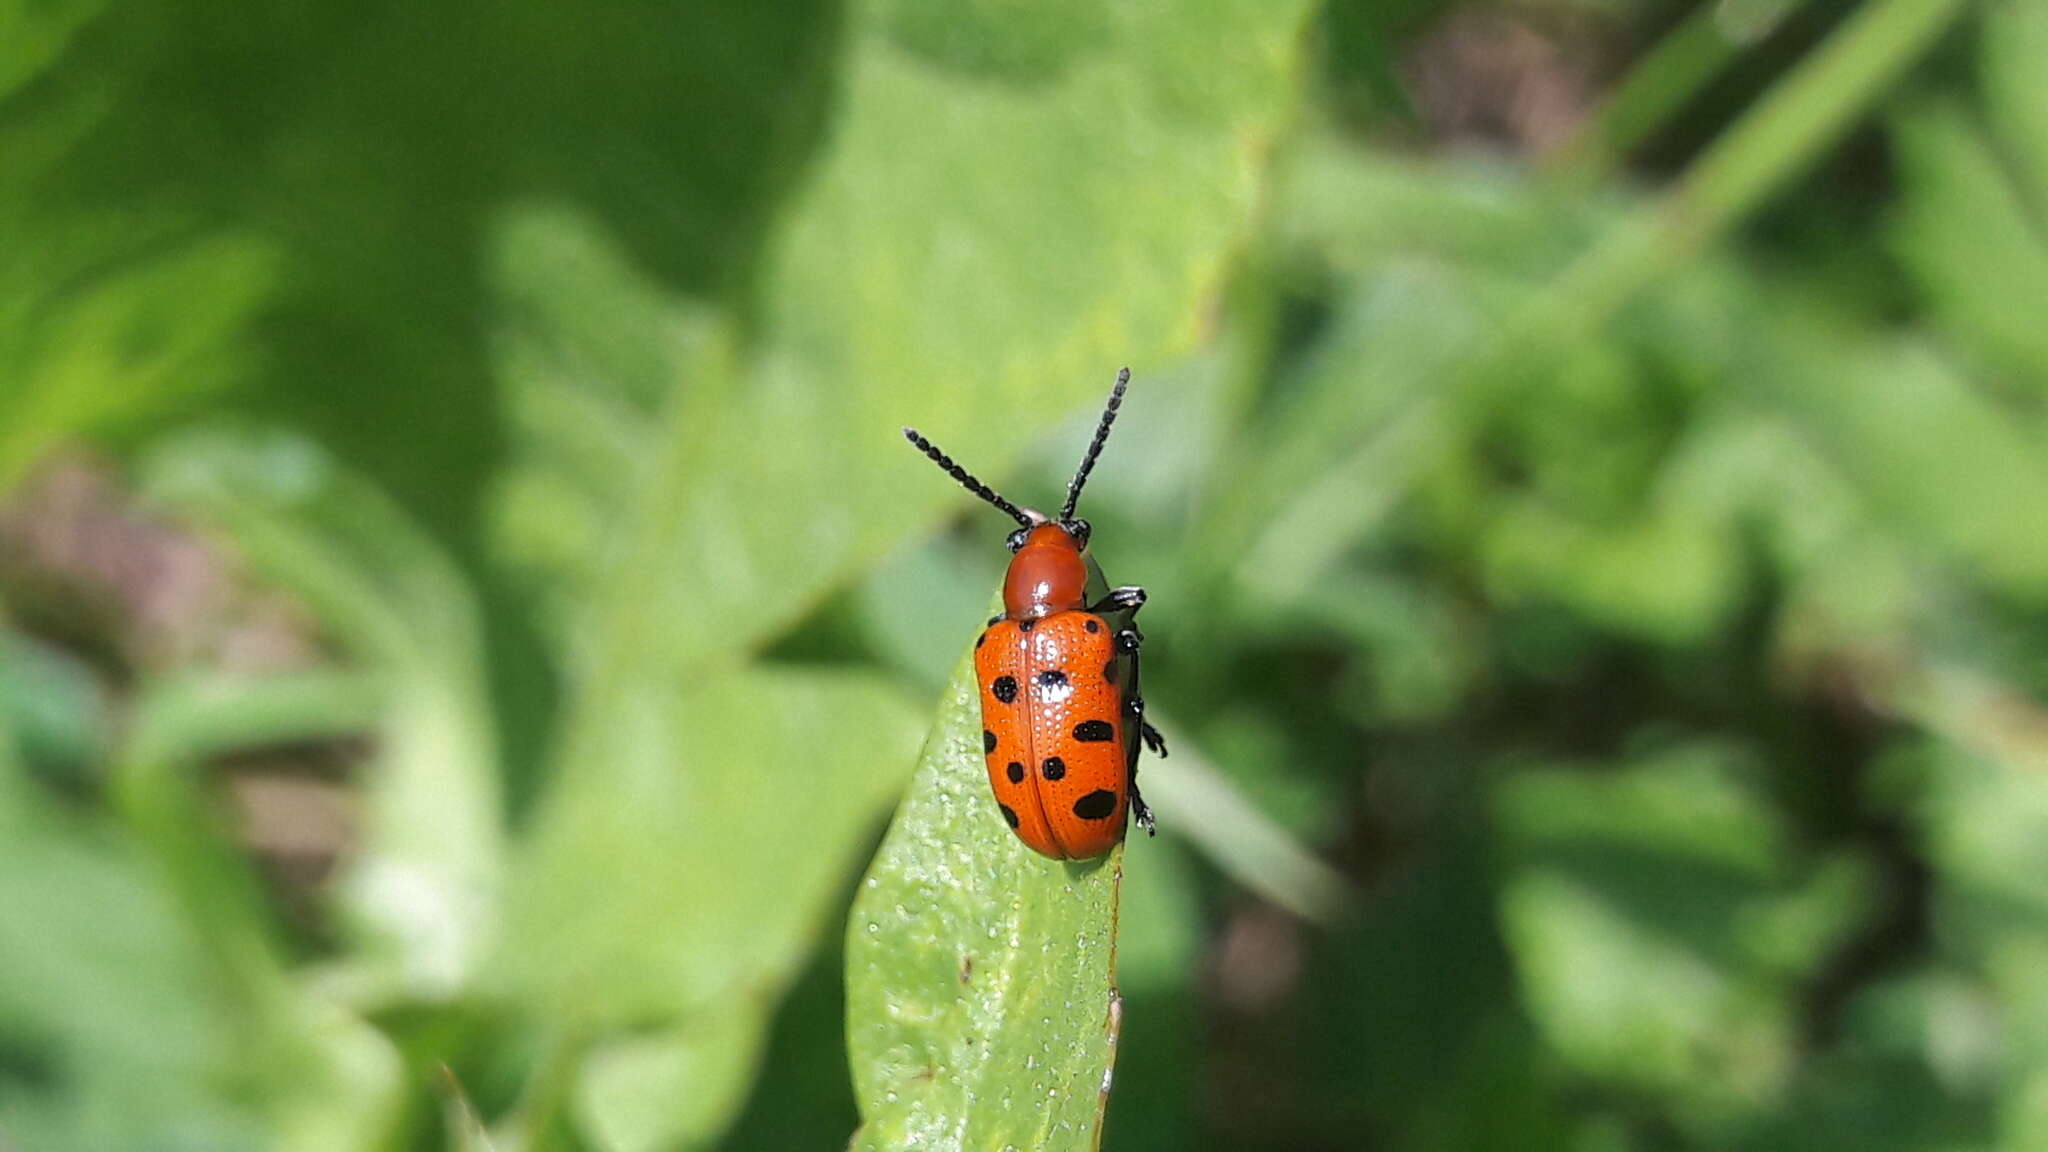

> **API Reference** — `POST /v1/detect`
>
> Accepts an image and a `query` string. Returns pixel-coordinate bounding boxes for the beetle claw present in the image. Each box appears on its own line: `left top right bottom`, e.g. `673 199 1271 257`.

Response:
1090 585 1147 615
1141 721 1168 758
1130 790 1156 835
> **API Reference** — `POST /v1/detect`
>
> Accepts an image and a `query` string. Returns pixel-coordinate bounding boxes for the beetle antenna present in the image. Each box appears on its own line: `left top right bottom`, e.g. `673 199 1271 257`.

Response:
902 427 1033 528
1060 366 1129 521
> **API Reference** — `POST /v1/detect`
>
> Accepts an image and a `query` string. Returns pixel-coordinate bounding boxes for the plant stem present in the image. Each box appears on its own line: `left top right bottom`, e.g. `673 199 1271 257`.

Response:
1550 0 1809 186
1513 0 1972 358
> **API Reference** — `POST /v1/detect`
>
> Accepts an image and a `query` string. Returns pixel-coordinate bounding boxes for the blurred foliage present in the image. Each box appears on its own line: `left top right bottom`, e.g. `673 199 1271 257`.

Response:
4 0 2048 1149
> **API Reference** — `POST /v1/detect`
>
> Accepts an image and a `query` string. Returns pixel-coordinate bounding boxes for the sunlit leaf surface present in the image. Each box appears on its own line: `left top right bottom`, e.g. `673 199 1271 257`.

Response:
848 644 1125 1152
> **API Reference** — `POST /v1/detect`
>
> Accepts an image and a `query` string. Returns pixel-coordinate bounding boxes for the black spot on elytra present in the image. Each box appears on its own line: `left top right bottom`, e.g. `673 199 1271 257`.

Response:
999 803 1020 829
991 675 1018 703
1007 760 1025 784
1017 618 1036 632
983 729 997 753
1073 719 1116 742
1041 756 1066 781
1036 669 1067 688
1073 790 1118 820
1084 617 1100 633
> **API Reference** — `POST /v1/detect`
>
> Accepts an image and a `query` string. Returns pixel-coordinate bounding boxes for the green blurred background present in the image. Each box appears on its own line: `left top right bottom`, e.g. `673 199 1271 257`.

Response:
3 0 2044 1148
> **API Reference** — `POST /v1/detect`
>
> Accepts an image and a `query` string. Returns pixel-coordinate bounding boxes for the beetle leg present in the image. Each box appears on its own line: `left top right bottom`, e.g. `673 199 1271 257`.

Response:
1124 696 1170 758
1114 628 1142 654
1129 783 1156 836
1089 585 1147 615
1141 720 1168 758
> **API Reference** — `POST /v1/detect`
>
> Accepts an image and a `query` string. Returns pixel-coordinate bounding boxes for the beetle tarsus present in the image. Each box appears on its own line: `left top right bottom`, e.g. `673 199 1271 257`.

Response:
1090 585 1147 615
1141 721 1167 758
1130 787 1156 836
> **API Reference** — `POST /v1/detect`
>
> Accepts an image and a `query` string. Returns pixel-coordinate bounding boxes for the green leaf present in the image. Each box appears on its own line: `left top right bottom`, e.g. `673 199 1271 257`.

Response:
1753 324 2048 600
0 22 275 498
573 1010 768 1152
1125 725 1348 921
264 999 406 1152
1891 99 2048 384
1212 270 1472 606
0 0 107 101
1892 708 2048 1150
639 0 1317 674
0 731 264 1151
846 643 1125 1152
0 229 274 495
482 204 734 660
0 661 399 1152
0 628 111 788
501 664 922 1148
116 671 407 1152
1981 0 2048 212
438 1067 500 1152
486 3 1314 1140
507 669 924 1023
1734 969 1996 1152
1494 745 1875 1131
142 430 504 1003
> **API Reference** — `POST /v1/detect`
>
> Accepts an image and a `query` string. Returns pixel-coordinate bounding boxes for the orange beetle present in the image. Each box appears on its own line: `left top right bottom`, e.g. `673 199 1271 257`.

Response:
903 368 1164 859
